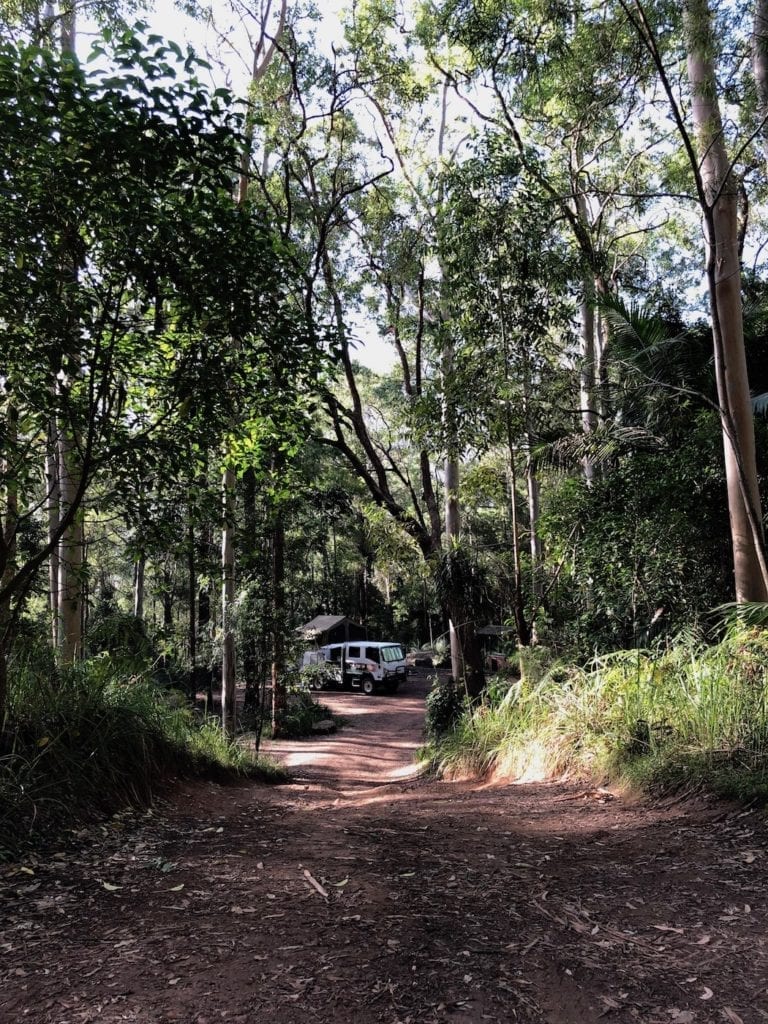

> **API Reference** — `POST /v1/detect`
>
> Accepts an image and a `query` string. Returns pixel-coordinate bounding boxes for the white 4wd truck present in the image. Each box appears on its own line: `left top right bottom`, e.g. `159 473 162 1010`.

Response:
301 641 407 694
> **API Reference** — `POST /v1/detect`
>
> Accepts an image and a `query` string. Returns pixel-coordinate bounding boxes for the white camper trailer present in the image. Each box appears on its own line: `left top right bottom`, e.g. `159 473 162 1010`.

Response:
301 641 407 694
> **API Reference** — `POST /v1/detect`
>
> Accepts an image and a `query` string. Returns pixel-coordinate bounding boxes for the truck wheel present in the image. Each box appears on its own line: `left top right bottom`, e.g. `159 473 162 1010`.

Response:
361 675 375 695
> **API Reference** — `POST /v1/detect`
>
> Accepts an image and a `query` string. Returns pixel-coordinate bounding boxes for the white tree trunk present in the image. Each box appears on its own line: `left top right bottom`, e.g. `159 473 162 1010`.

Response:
442 320 463 680
527 467 542 592
522 367 542 604
445 450 462 679
754 0 768 165
579 276 597 485
59 0 76 53
684 0 768 602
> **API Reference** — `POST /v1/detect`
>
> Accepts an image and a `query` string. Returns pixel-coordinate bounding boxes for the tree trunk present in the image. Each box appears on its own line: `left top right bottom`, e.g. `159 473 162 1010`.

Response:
46 419 60 648
188 521 196 696
520 355 542 609
59 0 76 54
507 451 532 649
58 431 84 663
444 451 464 679
578 272 597 485
1 405 19 583
162 590 173 630
444 591 485 698
216 5 287 735
241 466 258 574
133 553 145 620
221 465 237 736
0 638 8 730
0 406 19 718
442 317 464 680
754 0 768 166
685 0 768 602
270 505 286 739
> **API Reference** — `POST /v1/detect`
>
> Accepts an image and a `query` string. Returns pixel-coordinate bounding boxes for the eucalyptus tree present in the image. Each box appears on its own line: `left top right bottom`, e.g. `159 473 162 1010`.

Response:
436 142 575 644
616 0 768 603
417 0 664 483
217 0 289 736
0 32 308 723
328 0 502 688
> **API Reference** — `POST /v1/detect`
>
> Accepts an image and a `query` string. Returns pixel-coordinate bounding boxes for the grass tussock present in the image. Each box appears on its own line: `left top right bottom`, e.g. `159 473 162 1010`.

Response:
0 653 286 857
422 627 768 802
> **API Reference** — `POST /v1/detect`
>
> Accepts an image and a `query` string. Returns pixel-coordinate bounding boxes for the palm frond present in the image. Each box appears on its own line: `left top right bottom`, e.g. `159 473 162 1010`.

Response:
599 292 671 353
532 423 664 473
598 292 715 399
752 392 768 417
711 602 768 629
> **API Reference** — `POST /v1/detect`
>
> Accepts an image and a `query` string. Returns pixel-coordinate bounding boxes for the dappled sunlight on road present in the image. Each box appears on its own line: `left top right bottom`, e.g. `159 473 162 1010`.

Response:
263 673 430 786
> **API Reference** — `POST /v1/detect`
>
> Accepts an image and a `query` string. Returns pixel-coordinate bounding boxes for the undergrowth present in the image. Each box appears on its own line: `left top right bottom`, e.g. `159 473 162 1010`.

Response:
278 678 340 739
0 652 286 857
422 627 768 802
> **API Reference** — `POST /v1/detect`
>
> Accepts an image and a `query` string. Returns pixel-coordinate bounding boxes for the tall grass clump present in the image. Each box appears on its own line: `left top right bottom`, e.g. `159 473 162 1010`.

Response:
0 651 285 856
422 627 768 801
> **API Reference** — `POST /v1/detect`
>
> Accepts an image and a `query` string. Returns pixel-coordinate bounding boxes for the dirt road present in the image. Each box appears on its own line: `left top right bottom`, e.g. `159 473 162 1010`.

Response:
261 673 429 786
2 672 767 1024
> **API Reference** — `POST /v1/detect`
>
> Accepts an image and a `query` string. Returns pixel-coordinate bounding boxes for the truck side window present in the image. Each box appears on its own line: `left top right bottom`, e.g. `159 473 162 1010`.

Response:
329 647 341 662
365 647 380 663
347 646 360 658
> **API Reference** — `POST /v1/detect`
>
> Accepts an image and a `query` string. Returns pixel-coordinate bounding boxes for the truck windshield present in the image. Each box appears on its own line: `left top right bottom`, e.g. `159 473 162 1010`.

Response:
381 645 404 663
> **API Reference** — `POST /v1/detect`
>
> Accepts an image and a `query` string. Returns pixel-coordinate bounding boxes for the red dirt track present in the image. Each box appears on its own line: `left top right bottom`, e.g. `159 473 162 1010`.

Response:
2 670 767 1024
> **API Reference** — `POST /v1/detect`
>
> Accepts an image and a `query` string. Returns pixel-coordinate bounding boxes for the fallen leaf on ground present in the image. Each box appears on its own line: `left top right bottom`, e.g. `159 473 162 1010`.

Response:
599 996 621 1009
723 1009 744 1024
700 986 714 1000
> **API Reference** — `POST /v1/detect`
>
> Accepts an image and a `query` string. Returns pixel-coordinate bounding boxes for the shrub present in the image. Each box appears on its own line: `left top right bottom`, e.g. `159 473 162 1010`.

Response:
275 672 339 738
0 655 285 857
420 627 768 801
425 677 467 740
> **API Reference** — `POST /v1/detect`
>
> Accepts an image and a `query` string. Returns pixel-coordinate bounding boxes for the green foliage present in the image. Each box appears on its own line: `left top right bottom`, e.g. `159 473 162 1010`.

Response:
0 654 284 855
0 30 318 650
424 676 467 741
434 544 487 613
274 675 339 739
86 610 155 667
538 405 732 654
299 662 339 691
422 628 768 803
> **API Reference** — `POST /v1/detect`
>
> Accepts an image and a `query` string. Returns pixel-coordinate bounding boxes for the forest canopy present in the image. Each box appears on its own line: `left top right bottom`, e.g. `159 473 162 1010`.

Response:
2 0 768 831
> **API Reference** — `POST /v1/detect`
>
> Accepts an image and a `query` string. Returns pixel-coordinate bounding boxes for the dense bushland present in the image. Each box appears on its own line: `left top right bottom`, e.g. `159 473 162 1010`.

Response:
0 645 284 858
423 628 768 802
